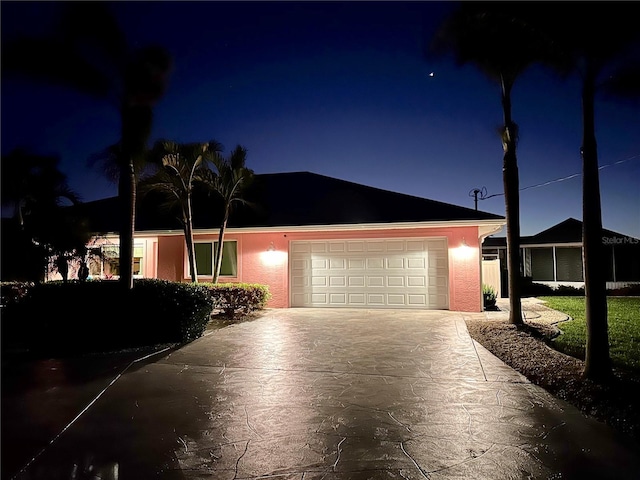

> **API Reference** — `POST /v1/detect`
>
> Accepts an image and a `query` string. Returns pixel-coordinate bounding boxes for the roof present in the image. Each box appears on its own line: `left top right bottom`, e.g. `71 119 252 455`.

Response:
76 171 505 234
483 218 639 247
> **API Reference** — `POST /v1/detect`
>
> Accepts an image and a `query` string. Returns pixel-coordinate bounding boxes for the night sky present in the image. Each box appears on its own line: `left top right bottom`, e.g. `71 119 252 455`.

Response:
2 1 639 237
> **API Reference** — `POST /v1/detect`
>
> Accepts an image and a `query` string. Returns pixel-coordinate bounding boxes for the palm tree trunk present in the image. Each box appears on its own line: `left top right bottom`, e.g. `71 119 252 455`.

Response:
212 209 229 284
184 195 198 283
581 69 611 381
501 77 523 325
16 203 25 229
119 103 153 291
118 157 135 290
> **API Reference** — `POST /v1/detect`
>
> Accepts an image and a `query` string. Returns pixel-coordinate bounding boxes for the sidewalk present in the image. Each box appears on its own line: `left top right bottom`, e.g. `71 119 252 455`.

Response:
489 297 570 326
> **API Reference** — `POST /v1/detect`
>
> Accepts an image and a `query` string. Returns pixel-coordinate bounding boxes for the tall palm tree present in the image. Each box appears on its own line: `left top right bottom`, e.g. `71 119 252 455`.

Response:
202 146 254 284
533 4 640 381
2 2 172 290
1 148 88 282
430 3 553 325
140 140 223 282
1 148 79 228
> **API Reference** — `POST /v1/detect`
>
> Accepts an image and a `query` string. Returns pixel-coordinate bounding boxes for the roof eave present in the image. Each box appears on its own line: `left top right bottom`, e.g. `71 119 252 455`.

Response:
112 218 506 237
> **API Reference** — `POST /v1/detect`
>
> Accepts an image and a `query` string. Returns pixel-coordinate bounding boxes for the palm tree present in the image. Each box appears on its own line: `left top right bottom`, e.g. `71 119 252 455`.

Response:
202 146 254 284
0 148 88 282
430 3 554 325
2 2 172 290
1 148 79 228
140 140 223 282
533 4 640 381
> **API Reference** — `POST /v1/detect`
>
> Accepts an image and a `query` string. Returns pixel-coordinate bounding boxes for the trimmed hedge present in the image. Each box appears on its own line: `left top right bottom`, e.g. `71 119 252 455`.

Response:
1 279 214 357
521 279 584 297
520 279 640 297
609 285 640 296
0 281 34 308
132 279 215 343
202 282 271 316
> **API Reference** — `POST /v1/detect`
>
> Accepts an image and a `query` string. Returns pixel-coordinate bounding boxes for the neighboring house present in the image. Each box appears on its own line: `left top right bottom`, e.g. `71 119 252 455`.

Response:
483 218 640 296
72 172 505 312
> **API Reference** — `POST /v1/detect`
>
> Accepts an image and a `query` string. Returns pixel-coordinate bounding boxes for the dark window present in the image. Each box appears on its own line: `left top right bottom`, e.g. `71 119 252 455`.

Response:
556 247 583 282
530 248 554 281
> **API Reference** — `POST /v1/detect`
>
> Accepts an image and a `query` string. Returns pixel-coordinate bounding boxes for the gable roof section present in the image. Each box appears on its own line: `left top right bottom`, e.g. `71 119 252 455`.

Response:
77 171 504 234
525 217 639 244
230 172 503 227
483 217 639 247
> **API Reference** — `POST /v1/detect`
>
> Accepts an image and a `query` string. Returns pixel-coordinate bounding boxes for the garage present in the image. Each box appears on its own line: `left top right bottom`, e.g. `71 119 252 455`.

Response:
289 238 449 309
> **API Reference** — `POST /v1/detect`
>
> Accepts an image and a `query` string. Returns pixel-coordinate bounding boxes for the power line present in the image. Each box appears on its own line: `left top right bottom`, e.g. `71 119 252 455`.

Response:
472 153 639 201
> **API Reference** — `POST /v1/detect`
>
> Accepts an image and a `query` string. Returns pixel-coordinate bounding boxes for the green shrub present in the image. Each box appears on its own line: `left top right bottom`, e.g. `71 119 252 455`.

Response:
1 281 37 352
482 284 497 310
0 281 35 308
202 282 271 317
521 279 555 297
608 285 640 296
554 284 585 296
2 280 121 355
133 279 214 343
2 279 214 357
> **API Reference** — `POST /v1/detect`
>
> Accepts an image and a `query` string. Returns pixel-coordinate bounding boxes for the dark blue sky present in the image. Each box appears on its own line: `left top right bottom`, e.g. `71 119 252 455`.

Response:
2 1 639 237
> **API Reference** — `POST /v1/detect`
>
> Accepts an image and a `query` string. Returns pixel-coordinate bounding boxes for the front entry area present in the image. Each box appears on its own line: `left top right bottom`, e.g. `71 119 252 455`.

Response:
289 237 449 309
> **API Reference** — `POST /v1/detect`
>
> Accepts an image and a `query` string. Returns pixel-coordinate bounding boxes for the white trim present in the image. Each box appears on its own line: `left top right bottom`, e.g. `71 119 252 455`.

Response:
522 242 583 248
190 239 239 280
478 224 504 239
478 227 503 307
115 219 505 237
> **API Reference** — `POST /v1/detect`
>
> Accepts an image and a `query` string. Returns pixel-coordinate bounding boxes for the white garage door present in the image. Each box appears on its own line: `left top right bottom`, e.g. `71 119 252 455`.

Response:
290 238 448 309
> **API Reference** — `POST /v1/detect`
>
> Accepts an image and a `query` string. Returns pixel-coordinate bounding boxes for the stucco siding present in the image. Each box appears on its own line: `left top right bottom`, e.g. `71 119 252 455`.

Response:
231 226 481 312
239 233 289 308
157 236 184 282
147 225 483 312
447 229 482 312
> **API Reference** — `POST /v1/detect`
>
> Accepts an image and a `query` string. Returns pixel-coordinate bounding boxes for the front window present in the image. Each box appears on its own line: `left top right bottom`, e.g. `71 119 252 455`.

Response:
194 241 237 277
555 247 583 282
530 248 554 281
99 244 144 278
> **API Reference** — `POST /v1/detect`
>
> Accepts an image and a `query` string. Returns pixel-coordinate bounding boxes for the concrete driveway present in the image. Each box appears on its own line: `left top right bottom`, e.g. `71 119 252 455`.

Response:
5 308 640 479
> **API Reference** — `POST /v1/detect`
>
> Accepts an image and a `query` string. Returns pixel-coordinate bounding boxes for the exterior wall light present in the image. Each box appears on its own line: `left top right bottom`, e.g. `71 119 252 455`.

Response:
455 237 474 260
261 241 286 266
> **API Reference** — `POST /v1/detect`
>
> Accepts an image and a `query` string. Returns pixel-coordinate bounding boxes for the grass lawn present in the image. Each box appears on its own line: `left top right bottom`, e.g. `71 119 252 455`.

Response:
539 296 640 373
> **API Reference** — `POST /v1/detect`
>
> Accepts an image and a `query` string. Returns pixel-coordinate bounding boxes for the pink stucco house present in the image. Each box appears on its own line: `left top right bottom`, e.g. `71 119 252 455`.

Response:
78 172 505 312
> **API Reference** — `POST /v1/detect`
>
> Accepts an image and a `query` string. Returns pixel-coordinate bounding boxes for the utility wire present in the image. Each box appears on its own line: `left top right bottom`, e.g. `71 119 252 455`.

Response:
475 153 639 201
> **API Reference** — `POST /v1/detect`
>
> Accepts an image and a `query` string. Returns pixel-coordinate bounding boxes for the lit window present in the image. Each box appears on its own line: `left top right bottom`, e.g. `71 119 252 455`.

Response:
101 245 144 277
194 241 237 277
